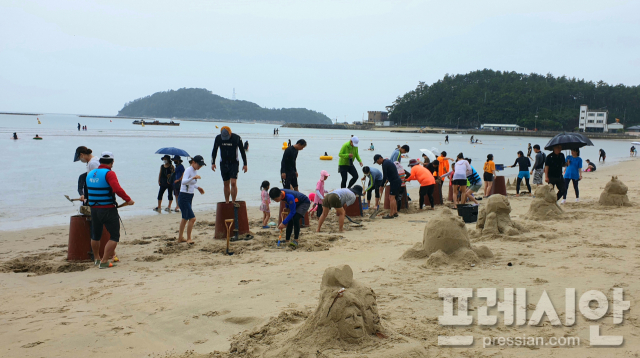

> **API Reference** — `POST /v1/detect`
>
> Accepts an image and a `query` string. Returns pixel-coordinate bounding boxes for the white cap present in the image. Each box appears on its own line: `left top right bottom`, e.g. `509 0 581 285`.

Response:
351 136 359 147
100 151 114 160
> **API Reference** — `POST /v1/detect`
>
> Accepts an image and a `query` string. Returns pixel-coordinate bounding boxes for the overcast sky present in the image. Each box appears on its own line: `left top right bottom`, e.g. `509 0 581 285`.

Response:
1 0 639 121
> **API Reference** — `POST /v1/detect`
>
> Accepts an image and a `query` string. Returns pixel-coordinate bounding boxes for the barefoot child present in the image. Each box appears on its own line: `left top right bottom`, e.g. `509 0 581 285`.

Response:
314 170 330 218
260 180 271 228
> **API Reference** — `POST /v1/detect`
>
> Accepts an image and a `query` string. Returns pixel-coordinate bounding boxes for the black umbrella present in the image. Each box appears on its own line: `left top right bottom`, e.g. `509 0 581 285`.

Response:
544 132 594 151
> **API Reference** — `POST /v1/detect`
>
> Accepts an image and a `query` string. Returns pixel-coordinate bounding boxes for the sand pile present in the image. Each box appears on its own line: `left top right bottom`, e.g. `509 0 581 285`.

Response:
401 209 493 266
200 233 342 254
475 194 527 237
1 253 91 276
599 176 631 206
525 185 564 221
227 264 394 357
506 178 517 191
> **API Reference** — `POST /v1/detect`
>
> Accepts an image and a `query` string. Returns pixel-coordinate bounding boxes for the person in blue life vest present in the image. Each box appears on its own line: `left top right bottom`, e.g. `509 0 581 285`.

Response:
269 188 310 247
86 151 135 269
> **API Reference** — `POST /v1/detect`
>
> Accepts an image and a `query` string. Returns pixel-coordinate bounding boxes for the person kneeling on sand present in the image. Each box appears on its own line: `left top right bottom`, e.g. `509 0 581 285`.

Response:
270 188 310 247
316 185 363 232
86 152 135 269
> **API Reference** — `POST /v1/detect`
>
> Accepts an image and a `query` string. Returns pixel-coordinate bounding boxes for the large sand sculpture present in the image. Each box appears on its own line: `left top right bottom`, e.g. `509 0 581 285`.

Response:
525 185 563 221
599 176 631 206
476 194 526 237
229 265 399 356
401 209 493 266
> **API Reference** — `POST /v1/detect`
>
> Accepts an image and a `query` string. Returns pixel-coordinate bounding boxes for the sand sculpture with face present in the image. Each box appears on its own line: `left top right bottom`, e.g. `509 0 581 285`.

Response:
599 176 631 206
476 194 526 237
401 209 493 266
525 184 564 221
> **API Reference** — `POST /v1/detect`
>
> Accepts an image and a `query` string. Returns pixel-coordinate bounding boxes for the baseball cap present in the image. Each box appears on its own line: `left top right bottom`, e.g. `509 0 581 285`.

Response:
351 136 359 147
100 151 114 160
221 126 232 140
350 185 363 197
408 159 419 167
192 155 207 166
373 154 383 164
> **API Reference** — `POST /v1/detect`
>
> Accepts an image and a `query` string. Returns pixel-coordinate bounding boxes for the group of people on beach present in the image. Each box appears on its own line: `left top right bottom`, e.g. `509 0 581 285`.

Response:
73 123 617 267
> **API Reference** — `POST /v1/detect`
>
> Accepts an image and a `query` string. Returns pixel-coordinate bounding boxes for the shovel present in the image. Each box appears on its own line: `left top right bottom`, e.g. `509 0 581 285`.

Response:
345 215 362 226
64 195 82 205
224 219 234 256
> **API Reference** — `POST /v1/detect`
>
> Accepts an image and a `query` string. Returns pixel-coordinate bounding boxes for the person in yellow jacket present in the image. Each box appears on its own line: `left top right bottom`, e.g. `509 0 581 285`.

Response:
337 136 363 188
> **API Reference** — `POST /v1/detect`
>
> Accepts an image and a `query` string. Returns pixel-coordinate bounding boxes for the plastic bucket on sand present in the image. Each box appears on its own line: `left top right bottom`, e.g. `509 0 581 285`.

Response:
456 204 478 223
68 215 110 261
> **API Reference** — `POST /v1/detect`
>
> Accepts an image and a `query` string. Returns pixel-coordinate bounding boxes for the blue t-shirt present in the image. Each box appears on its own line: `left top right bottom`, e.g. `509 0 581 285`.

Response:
564 156 582 180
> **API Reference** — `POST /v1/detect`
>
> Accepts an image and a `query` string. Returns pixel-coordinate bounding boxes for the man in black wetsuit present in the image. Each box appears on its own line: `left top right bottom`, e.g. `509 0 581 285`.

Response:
281 139 307 191
211 126 247 205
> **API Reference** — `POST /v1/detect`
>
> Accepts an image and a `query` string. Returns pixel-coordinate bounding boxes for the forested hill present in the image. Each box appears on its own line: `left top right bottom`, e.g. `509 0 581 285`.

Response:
117 88 333 124
387 69 640 130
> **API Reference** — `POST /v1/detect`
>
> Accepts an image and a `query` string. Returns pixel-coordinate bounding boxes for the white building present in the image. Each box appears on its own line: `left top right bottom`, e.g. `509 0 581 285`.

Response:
578 105 609 132
480 124 523 131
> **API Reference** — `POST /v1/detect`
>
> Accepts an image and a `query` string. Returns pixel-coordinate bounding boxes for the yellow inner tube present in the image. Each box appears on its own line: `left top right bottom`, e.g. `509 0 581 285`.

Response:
320 156 333 160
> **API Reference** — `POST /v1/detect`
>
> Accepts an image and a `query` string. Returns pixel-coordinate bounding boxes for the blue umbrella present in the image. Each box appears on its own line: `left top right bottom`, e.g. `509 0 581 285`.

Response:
155 147 190 157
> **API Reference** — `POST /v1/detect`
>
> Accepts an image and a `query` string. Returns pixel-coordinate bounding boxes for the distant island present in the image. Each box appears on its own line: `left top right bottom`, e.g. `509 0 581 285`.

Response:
117 88 332 124
388 69 640 130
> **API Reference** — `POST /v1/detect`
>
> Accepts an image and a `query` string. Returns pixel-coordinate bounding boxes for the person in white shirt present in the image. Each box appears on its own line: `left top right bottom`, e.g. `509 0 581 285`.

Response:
451 153 471 206
178 155 206 244
74 146 101 204
316 186 363 233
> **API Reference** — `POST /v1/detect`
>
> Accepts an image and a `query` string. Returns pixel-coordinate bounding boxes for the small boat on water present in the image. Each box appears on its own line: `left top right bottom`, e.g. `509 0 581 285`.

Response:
132 120 180 126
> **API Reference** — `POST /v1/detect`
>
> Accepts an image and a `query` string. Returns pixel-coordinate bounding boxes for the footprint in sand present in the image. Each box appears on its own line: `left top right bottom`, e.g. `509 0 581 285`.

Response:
224 316 259 325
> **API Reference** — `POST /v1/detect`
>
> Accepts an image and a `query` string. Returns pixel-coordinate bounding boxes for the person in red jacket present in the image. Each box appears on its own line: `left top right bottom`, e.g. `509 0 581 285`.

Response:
86 152 135 269
406 159 436 210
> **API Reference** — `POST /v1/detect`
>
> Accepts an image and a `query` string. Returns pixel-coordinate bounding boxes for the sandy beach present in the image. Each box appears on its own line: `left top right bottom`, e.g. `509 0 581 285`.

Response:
2 158 640 357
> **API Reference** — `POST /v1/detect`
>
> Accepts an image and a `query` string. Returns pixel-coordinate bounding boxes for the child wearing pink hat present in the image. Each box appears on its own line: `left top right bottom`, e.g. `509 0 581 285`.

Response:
314 170 330 218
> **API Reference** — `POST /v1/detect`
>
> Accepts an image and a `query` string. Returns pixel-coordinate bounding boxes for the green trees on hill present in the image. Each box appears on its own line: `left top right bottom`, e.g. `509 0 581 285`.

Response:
387 69 640 130
118 88 332 124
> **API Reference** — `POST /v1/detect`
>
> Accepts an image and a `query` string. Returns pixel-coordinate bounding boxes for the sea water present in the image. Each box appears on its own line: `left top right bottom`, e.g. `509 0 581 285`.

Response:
0 113 633 230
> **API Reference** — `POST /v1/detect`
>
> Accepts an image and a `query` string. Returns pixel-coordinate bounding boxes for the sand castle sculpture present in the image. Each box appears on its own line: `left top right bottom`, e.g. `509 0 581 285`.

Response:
401 209 493 266
525 185 563 221
476 194 526 237
599 176 631 206
230 265 390 356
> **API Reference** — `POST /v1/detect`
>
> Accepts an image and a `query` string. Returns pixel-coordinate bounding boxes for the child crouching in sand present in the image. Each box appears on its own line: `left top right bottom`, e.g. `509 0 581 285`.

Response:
260 180 271 228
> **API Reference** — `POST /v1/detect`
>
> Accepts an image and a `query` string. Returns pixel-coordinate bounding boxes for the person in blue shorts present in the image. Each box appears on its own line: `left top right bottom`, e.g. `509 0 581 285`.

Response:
562 149 582 203
510 150 531 196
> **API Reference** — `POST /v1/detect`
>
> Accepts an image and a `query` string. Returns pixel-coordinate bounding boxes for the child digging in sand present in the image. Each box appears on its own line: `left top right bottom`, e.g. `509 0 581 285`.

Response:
260 180 271 228
269 188 310 247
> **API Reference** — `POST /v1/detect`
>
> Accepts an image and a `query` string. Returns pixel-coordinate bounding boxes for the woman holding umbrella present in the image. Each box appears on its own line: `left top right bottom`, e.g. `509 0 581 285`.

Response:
155 155 175 212
171 155 185 212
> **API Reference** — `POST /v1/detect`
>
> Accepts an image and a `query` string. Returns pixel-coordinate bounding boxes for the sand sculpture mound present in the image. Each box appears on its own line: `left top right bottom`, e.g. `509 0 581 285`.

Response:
599 176 631 206
525 185 563 221
228 265 396 357
401 209 493 266
476 194 526 237
506 178 517 191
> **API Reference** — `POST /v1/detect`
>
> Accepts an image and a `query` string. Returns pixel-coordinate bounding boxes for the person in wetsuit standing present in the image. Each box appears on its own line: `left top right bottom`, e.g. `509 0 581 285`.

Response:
211 126 247 205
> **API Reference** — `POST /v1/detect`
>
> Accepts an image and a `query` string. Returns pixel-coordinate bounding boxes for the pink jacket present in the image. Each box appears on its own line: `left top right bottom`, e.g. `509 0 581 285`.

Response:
314 170 330 204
